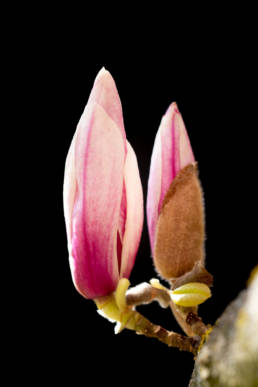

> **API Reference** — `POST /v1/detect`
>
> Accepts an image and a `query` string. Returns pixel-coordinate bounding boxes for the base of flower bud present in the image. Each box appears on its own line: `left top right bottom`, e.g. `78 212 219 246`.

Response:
94 278 136 333
94 278 200 354
151 278 211 338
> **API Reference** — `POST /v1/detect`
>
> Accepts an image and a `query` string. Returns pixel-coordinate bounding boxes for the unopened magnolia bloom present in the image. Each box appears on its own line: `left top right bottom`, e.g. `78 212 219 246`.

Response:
147 103 205 281
63 68 144 300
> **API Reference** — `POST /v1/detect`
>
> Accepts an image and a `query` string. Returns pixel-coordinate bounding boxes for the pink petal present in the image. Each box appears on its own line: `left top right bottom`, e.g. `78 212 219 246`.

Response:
64 68 127 244
146 129 162 254
159 103 195 212
63 134 77 249
69 103 125 299
87 67 127 147
120 141 144 278
117 181 127 272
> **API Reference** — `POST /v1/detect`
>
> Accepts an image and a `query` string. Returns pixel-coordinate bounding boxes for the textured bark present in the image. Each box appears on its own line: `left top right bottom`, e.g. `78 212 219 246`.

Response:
189 268 258 387
133 312 199 354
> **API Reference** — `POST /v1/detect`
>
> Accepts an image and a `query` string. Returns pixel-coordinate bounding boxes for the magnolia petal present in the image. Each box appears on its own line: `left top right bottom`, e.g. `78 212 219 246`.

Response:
63 103 96 245
70 103 125 299
63 102 93 246
87 67 126 147
63 134 77 249
146 102 195 255
120 141 144 279
146 130 162 254
159 102 195 213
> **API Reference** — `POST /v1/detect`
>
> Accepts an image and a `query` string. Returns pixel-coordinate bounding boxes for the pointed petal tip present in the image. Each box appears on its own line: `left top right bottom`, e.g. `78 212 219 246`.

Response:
171 101 179 109
164 101 179 117
172 101 179 113
95 66 111 83
89 67 126 145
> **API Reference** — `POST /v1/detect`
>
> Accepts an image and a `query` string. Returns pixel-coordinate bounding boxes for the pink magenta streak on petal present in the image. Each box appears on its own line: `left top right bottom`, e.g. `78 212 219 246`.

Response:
158 103 194 214
158 105 176 214
69 107 97 298
71 104 125 299
176 112 195 169
172 111 180 177
146 131 162 254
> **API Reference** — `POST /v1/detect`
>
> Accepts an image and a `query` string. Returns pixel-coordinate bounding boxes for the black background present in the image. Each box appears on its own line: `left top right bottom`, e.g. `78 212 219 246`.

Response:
14 14 258 386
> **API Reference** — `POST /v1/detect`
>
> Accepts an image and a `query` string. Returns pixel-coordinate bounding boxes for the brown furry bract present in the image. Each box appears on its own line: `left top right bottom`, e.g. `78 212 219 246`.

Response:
154 163 205 279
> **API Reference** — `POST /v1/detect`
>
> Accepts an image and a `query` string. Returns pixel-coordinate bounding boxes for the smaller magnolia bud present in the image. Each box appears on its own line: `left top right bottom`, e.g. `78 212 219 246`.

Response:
146 103 210 284
154 163 205 280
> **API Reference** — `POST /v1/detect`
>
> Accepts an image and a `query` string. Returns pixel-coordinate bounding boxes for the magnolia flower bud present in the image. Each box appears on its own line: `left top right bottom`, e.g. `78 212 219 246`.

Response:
63 68 144 300
147 103 205 281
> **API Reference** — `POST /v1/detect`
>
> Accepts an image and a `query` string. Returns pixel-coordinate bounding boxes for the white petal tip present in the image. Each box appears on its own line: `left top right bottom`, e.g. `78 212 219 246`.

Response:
95 67 110 82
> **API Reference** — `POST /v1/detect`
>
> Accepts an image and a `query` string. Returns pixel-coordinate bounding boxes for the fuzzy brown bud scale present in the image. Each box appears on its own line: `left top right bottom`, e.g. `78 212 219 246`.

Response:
154 163 205 280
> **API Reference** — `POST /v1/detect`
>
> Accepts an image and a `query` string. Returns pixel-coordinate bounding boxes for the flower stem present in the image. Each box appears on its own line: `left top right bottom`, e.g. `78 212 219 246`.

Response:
132 311 199 354
169 302 208 337
126 282 171 308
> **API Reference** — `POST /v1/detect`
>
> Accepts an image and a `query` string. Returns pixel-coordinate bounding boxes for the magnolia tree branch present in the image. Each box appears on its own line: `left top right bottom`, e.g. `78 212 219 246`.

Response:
126 282 171 308
126 282 209 339
109 281 199 353
97 280 200 354
189 267 258 387
125 283 199 353
170 302 208 337
132 311 199 354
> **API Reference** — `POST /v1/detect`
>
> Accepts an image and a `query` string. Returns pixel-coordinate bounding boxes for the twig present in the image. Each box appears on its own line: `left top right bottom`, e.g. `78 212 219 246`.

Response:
126 282 171 308
133 311 199 354
170 302 208 337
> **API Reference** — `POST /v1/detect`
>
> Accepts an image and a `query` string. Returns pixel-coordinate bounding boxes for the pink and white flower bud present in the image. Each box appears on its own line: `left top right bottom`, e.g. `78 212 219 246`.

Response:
146 103 205 281
63 68 144 300
147 103 195 253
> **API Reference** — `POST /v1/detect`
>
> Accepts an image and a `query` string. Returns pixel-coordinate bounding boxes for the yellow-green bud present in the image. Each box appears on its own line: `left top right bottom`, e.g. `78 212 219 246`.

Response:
170 282 211 307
